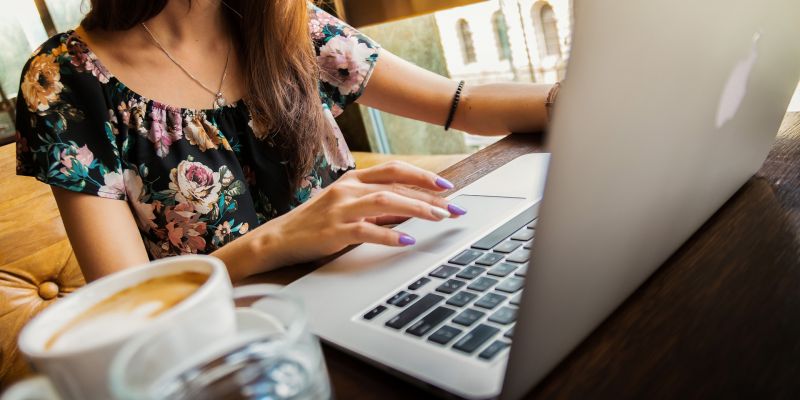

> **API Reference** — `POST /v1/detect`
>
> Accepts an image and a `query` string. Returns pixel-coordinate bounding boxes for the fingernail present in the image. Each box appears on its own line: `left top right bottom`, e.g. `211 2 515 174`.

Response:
399 234 416 246
447 203 467 216
431 206 451 219
435 177 454 190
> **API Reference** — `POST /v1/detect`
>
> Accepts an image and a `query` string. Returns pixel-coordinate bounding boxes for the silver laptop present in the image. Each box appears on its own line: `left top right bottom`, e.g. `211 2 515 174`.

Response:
279 1 800 398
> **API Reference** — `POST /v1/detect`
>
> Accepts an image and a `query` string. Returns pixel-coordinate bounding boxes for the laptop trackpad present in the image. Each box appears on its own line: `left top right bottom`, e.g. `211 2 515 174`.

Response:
401 194 528 255
315 195 528 276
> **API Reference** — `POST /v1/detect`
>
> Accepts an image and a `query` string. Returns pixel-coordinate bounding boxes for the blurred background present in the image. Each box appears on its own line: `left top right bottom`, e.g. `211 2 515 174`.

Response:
1 0 799 160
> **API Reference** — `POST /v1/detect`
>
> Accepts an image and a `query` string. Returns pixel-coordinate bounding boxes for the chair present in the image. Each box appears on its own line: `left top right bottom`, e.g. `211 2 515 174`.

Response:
0 143 85 390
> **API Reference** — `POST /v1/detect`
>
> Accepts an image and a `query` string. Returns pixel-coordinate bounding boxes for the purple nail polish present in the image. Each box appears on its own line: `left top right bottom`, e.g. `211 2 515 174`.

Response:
399 234 416 246
447 203 467 216
435 177 454 190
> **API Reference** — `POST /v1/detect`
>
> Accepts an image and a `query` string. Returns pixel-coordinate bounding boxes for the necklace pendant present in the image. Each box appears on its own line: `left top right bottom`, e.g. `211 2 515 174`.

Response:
214 93 227 108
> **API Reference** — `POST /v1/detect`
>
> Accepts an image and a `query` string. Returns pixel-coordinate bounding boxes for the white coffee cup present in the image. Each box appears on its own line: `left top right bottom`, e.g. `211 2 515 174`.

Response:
12 255 236 400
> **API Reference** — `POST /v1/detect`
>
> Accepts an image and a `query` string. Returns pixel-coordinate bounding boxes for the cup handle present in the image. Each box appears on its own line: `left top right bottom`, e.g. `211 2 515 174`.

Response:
231 284 293 335
232 284 285 307
0 376 60 400
232 284 283 299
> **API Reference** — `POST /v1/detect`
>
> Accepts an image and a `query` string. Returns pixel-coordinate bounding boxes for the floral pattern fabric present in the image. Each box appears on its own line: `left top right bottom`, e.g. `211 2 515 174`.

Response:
15 6 380 259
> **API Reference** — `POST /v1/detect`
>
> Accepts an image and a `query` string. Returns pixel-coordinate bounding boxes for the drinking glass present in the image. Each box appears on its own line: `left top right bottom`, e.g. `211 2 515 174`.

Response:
109 284 331 400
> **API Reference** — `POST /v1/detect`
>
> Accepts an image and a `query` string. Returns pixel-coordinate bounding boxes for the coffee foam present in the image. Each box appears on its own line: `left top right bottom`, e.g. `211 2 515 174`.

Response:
46 271 208 352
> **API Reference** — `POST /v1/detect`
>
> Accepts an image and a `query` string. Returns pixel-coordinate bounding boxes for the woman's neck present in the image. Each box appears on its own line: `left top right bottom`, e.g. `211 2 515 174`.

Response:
144 0 229 50
74 0 245 110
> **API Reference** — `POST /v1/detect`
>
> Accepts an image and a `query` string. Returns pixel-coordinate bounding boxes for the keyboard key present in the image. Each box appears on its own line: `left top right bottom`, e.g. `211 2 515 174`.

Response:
436 279 466 294
504 326 514 338
394 293 418 307
449 249 484 265
363 305 387 320
488 307 517 325
429 265 460 279
471 206 537 250
468 277 498 292
453 324 500 354
527 219 538 229
456 265 485 280
446 291 478 307
428 325 463 345
478 340 510 360
488 263 518 277
475 292 506 309
509 292 522 306
407 307 456 337
387 291 409 305
408 277 431 290
510 229 535 241
496 277 525 293
385 293 444 329
475 253 504 266
384 292 418 308
506 249 531 263
514 264 528 277
494 241 521 254
524 240 534 250
452 308 485 327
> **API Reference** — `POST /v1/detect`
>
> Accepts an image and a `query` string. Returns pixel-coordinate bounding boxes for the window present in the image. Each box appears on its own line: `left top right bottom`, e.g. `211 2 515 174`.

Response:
0 1 47 97
535 2 561 58
44 0 88 32
0 0 86 143
457 19 476 64
492 11 511 61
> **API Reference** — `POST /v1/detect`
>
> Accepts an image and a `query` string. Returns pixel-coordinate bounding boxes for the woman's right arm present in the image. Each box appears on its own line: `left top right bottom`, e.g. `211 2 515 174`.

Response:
53 186 263 282
55 161 463 283
52 187 150 282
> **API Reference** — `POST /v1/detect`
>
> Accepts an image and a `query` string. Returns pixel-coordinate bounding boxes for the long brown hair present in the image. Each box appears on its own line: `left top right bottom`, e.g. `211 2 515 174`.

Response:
82 0 325 189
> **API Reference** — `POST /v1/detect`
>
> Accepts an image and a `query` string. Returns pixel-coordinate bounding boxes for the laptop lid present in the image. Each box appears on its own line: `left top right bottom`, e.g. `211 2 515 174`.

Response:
502 1 800 398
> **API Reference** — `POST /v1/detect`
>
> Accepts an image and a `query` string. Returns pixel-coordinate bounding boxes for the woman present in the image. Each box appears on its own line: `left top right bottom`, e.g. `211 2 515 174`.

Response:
15 0 554 282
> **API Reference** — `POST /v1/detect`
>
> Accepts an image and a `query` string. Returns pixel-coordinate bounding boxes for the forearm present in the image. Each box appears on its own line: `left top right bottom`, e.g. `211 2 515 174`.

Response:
210 223 285 282
359 51 552 137
451 82 552 136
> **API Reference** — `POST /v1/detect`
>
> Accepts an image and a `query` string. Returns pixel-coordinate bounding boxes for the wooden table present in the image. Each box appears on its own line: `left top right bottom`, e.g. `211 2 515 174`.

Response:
250 112 800 399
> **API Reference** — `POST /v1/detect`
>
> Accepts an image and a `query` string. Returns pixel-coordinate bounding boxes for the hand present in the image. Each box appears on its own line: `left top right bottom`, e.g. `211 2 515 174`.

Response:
257 161 468 267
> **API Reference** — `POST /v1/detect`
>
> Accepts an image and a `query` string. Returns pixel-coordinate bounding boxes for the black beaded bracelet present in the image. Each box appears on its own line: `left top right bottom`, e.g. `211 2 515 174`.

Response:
444 80 465 131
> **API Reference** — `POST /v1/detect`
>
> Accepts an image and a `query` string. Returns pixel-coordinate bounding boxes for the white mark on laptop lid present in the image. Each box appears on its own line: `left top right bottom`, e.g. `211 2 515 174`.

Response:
716 31 761 129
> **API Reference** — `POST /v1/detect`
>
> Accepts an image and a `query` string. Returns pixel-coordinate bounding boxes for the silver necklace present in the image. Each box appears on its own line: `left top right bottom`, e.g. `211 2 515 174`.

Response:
141 22 231 109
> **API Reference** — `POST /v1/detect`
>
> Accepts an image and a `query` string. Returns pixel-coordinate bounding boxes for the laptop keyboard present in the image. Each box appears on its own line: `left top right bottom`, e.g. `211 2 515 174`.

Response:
361 204 537 361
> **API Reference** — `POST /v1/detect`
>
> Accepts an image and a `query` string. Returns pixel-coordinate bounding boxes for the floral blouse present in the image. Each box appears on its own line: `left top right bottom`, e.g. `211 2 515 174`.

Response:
15 7 380 258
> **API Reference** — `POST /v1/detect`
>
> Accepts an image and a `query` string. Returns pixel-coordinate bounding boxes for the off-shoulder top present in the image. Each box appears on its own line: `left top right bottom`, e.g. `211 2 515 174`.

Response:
15 6 380 258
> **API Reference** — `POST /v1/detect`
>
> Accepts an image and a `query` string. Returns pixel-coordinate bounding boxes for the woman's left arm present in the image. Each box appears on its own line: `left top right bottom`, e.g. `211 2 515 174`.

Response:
357 50 554 136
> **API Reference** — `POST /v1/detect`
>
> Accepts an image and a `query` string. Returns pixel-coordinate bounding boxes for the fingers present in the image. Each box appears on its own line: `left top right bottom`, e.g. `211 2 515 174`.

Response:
367 183 467 217
339 191 452 222
353 161 454 192
343 222 416 247
333 181 467 218
369 215 410 226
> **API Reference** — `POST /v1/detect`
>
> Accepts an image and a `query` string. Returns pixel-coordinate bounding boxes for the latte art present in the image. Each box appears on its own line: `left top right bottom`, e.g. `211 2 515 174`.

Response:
46 271 209 351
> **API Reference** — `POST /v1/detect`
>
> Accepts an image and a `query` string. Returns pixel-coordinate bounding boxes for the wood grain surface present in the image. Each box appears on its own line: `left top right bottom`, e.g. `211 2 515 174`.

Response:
248 113 800 399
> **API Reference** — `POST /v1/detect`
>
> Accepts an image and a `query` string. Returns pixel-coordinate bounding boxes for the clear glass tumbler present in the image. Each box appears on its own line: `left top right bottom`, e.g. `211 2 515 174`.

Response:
109 285 331 400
